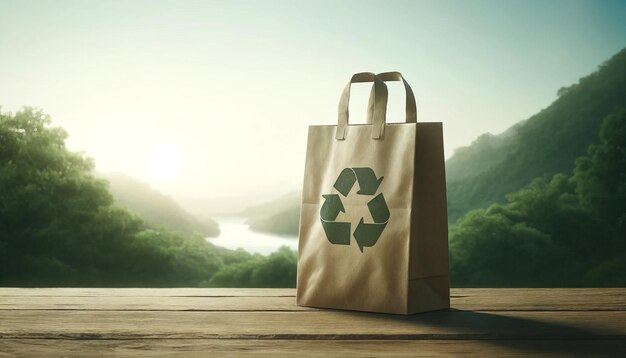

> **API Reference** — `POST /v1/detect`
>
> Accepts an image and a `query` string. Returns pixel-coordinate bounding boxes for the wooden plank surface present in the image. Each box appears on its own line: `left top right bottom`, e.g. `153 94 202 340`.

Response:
2 310 626 339
1 288 625 357
2 339 625 357
0 288 296 297
1 288 625 311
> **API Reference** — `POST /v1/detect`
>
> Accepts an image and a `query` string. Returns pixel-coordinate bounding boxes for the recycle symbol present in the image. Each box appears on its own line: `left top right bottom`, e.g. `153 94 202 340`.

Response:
320 167 390 252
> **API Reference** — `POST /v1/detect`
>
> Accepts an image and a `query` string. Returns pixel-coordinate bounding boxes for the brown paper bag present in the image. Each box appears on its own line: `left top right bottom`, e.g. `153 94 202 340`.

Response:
296 72 449 314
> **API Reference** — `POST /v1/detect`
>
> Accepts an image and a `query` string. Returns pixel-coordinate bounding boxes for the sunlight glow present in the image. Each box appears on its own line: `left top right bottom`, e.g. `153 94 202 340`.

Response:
147 143 185 182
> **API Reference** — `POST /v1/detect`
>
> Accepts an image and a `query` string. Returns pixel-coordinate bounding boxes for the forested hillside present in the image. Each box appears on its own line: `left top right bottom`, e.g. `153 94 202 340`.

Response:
242 192 300 236
247 208 300 237
103 172 219 238
451 109 625 286
446 48 626 223
0 108 296 287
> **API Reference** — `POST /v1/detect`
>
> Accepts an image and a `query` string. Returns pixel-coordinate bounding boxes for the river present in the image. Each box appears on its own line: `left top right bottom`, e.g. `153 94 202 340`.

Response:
206 216 298 255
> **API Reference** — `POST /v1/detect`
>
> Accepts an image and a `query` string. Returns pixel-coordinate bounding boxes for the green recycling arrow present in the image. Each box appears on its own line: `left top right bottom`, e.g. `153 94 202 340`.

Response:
367 193 390 223
333 168 356 196
320 221 351 245
333 167 384 197
320 167 390 252
320 194 345 221
353 193 390 252
320 194 350 245
353 168 384 195
353 219 387 252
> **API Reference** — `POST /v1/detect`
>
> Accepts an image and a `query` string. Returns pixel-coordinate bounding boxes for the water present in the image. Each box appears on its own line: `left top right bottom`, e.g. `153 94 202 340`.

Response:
206 216 298 255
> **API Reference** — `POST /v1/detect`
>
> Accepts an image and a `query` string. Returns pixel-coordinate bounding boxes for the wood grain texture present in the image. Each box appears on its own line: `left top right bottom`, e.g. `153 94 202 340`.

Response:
1 288 625 357
0 288 295 297
2 310 625 339
2 339 626 357
2 288 624 311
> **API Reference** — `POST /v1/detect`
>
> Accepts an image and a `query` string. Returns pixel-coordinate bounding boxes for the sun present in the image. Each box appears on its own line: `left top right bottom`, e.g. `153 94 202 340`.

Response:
147 143 185 181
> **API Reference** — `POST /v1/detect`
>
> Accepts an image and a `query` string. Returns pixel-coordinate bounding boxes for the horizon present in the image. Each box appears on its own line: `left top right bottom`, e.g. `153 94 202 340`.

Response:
2 0 625 211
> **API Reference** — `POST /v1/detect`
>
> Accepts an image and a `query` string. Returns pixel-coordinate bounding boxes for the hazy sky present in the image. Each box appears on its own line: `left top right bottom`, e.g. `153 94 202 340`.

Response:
1 0 625 208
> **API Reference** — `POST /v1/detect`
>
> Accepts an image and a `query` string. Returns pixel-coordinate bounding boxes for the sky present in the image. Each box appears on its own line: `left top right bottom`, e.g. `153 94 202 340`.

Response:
1 0 625 212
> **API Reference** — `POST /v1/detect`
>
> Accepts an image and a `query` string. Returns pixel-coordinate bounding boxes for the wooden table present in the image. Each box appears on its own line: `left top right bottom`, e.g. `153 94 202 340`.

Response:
1 288 625 356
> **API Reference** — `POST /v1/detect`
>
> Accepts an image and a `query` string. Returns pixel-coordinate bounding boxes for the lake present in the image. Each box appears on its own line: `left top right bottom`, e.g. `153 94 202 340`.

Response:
206 216 298 255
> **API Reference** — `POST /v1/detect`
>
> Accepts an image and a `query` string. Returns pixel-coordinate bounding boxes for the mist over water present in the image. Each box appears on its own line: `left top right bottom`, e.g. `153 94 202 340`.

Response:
207 216 298 255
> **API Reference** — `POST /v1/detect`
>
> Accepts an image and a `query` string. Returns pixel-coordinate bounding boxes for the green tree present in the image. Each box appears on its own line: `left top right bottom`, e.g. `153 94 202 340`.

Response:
0 108 300 288
450 109 626 287
0 108 226 286
574 109 626 239
450 205 570 287
574 109 626 286
446 47 626 224
203 246 297 288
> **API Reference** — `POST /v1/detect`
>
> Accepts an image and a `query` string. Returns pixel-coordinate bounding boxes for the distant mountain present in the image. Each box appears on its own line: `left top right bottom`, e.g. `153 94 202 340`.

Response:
102 172 219 237
242 192 300 237
247 207 300 237
446 47 626 223
242 192 300 219
241 47 626 235
178 195 270 217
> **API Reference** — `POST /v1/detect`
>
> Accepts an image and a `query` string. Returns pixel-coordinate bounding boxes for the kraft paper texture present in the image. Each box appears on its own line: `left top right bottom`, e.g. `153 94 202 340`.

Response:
297 72 450 314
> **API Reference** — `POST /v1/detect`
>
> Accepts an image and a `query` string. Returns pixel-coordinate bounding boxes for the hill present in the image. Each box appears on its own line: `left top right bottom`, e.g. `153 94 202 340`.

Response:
450 108 626 286
103 172 220 237
242 192 300 237
446 47 626 222
247 207 300 237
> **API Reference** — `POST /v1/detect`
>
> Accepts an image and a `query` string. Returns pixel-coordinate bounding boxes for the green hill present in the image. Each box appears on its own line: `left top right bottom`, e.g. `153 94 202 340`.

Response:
446 48 626 223
242 192 300 237
242 192 301 220
103 173 220 238
247 207 300 237
450 108 626 286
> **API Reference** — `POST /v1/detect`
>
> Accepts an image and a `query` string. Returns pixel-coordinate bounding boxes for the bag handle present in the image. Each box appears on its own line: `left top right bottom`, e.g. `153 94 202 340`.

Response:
375 72 417 123
336 72 388 140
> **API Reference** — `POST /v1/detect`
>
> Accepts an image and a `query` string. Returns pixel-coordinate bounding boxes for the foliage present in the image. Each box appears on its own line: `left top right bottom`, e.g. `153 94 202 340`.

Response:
0 108 279 287
446 47 626 223
247 207 300 237
243 192 300 236
202 246 297 288
574 109 626 238
450 110 626 287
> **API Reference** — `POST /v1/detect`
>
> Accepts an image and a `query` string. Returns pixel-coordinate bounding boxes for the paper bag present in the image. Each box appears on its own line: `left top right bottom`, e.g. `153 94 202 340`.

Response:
296 72 449 314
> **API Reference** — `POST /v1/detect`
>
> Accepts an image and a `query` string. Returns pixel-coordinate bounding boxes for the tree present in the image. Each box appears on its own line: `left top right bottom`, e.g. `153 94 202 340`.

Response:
574 109 626 240
574 109 626 286
203 246 297 288
0 108 226 286
450 109 626 287
450 205 570 287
